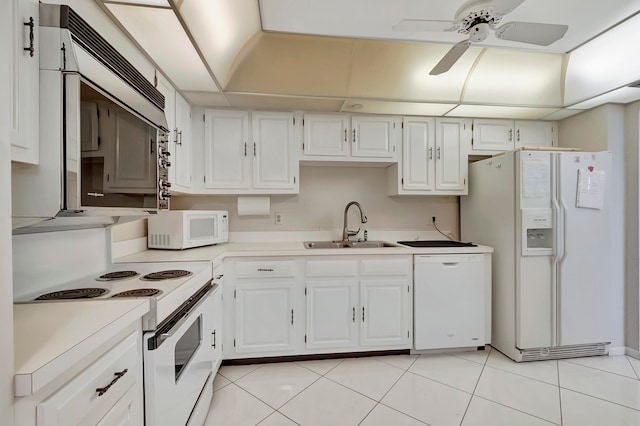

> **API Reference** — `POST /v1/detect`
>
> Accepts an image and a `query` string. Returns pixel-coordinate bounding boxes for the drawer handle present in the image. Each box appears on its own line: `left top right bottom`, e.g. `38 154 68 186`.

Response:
96 369 128 396
24 17 35 57
256 268 274 272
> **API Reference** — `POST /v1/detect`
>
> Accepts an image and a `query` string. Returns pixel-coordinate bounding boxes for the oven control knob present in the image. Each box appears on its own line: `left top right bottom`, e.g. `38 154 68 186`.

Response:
159 180 171 189
161 149 171 157
161 191 172 199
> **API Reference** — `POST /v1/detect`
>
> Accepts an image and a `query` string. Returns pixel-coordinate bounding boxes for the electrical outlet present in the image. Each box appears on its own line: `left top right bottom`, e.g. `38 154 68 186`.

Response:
274 212 283 225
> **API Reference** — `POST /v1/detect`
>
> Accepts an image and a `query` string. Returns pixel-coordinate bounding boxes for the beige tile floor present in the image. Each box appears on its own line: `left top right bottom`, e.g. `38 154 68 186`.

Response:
204 347 640 425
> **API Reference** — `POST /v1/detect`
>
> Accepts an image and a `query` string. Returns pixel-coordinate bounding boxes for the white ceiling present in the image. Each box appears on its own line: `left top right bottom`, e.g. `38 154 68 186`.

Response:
259 0 640 53
100 0 640 118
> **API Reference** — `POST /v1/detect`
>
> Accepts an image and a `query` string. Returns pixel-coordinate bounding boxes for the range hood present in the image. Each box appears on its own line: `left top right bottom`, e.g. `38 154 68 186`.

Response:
12 5 169 234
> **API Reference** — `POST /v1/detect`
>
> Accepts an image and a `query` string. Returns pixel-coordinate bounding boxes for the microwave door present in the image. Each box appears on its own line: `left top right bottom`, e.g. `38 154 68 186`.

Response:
75 78 162 211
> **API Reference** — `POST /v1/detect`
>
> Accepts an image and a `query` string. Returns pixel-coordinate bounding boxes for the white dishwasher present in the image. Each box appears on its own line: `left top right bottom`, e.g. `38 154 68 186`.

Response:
414 254 484 350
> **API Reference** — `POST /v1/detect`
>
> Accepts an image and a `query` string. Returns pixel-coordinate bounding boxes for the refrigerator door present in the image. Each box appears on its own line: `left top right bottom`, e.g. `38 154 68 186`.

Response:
556 152 612 346
516 151 554 349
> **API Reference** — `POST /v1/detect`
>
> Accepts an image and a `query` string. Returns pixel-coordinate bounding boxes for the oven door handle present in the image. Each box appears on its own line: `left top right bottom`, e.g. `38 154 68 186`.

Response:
147 282 214 350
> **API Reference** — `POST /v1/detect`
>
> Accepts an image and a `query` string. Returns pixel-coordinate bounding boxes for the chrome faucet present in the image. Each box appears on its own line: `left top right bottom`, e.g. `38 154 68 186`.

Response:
342 201 368 241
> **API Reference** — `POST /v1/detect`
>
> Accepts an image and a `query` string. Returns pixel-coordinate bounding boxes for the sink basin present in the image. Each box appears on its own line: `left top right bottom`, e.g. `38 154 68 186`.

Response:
303 240 399 249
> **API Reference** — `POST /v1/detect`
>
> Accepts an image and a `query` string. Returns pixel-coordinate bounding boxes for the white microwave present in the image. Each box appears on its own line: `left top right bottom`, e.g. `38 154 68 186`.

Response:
147 210 229 249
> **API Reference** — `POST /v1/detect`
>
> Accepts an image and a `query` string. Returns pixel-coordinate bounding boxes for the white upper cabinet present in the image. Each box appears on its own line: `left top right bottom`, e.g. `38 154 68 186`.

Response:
472 119 514 151
388 117 469 195
302 114 350 157
514 120 556 149
435 118 469 193
472 119 556 152
204 109 250 190
202 110 298 194
300 114 400 163
174 93 192 190
155 73 191 192
252 111 296 190
351 115 400 159
10 0 39 164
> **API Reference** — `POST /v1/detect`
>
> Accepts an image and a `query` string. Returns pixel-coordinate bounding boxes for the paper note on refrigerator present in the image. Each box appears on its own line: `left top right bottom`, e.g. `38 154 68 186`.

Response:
576 168 606 209
522 157 550 198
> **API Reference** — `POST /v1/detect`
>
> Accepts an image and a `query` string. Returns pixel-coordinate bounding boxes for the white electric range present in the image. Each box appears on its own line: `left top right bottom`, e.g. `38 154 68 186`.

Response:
15 261 214 331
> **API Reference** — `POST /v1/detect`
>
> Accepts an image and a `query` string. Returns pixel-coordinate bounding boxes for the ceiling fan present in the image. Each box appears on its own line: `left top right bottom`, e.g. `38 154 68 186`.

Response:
393 0 569 75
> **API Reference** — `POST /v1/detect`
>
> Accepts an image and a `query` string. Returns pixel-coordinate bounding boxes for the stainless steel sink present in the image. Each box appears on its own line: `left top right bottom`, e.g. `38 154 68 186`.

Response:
303 240 399 249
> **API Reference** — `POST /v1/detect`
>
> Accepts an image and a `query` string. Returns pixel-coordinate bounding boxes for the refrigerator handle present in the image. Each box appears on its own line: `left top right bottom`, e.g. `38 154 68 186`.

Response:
550 153 563 347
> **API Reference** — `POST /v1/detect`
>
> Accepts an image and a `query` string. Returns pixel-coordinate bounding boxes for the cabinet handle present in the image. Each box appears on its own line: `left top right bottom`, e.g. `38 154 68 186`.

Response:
212 330 216 348
254 142 256 157
256 268 274 272
437 147 441 160
24 17 35 57
362 307 365 322
96 369 128 396
509 129 513 141
516 129 520 141
428 147 433 160
344 128 347 142
291 309 294 325
244 142 247 157
353 129 356 143
352 307 355 323
175 130 183 146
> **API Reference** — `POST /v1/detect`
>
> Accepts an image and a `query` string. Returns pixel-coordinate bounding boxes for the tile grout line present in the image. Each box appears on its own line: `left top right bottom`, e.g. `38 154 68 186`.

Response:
625 355 640 380
562 358 640 380
357 355 431 426
471 394 562 425
459 346 491 424
558 387 640 413
556 360 564 426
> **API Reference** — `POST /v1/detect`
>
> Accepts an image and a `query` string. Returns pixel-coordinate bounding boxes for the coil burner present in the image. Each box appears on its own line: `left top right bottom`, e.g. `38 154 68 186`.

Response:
96 270 139 281
111 288 162 298
35 288 108 300
141 270 193 281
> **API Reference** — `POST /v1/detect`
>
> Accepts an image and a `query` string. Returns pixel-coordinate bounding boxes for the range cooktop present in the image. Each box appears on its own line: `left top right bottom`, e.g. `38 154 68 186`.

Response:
397 240 478 248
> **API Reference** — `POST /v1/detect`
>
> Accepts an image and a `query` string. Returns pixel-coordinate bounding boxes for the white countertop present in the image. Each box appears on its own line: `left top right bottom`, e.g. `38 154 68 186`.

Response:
114 241 493 265
14 299 150 396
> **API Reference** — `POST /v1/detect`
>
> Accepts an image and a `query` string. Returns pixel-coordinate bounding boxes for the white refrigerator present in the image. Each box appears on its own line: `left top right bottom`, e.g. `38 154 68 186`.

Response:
461 149 612 361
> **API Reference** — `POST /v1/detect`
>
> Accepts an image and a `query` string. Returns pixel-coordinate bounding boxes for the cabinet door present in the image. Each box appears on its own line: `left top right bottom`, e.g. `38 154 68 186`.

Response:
435 118 469 193
306 280 359 349
204 109 250 189
360 280 409 347
472 119 514 151
96 384 144 426
155 73 176 184
235 282 296 353
211 287 223 370
514 121 555 149
252 111 296 189
402 117 435 191
302 114 350 157
10 0 39 164
352 116 398 158
103 106 156 192
174 93 192 189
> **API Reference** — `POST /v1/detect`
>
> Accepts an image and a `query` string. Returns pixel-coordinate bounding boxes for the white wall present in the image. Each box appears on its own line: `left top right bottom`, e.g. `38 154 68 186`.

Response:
558 104 626 350
1 0 14 422
172 166 461 238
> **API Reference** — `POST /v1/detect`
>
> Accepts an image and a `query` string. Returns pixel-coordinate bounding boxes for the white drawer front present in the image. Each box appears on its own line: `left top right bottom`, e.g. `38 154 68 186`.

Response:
37 331 142 426
306 260 358 277
360 258 410 276
235 261 296 278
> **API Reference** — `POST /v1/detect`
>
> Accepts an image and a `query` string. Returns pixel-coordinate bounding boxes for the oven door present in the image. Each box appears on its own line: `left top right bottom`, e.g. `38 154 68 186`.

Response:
143 285 215 426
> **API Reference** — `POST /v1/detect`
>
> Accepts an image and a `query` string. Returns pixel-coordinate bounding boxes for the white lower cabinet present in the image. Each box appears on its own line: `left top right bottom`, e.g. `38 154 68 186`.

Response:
234 282 296 353
36 331 143 426
223 255 411 359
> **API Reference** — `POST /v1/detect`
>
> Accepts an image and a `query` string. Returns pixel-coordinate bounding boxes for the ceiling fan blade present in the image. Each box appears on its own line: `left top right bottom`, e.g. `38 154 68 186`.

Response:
392 19 457 32
490 0 526 16
429 40 471 76
495 22 569 46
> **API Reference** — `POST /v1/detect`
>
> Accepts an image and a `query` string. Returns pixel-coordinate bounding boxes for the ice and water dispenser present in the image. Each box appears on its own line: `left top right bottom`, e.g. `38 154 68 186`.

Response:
521 209 553 255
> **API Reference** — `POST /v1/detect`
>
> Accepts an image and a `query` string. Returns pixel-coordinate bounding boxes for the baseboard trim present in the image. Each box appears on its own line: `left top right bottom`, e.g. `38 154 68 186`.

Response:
625 347 640 359
111 236 147 260
607 346 627 356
